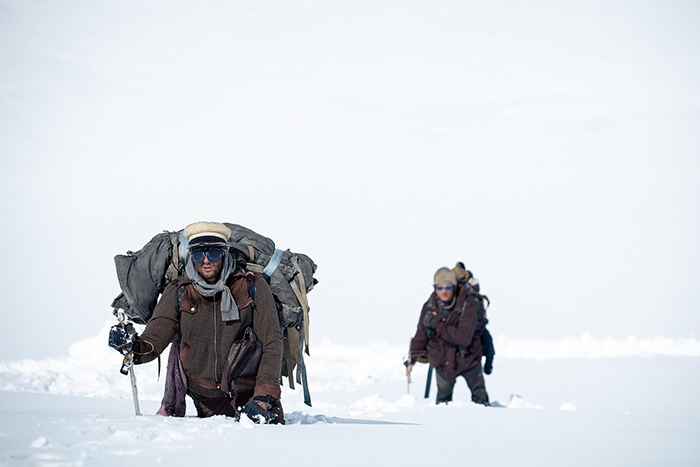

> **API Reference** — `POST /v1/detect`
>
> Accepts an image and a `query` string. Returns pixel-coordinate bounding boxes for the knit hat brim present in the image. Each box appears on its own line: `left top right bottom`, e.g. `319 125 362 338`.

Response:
433 267 457 286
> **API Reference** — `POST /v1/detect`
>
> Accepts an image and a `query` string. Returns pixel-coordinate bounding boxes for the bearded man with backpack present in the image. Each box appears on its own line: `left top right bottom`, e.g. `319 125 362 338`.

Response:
109 221 285 424
406 267 489 406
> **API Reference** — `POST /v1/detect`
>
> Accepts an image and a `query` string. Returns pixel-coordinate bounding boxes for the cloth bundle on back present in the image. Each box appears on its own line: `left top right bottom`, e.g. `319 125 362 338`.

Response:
111 223 317 407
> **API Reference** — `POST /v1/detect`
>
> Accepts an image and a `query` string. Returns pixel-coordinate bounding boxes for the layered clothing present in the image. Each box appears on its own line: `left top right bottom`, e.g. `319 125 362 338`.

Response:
133 268 283 402
410 283 484 381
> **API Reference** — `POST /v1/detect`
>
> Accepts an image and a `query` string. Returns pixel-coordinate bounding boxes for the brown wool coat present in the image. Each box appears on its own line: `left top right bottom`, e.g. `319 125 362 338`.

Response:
410 283 483 381
133 270 283 399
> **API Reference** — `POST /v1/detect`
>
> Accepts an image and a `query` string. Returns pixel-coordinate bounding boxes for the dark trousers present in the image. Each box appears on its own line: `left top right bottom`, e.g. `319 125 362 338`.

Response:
435 364 489 406
188 390 244 418
186 381 253 418
188 389 285 424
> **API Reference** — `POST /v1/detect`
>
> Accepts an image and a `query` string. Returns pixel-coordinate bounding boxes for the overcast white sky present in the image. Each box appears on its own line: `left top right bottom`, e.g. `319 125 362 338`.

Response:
1 0 699 360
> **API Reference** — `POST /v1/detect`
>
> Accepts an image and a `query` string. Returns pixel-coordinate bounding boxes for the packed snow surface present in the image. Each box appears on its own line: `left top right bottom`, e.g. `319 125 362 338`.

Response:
1 324 699 466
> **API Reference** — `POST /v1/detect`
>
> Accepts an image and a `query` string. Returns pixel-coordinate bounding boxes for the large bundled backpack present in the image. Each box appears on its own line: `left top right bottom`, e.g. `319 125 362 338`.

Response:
110 223 317 405
452 263 489 324
452 262 495 374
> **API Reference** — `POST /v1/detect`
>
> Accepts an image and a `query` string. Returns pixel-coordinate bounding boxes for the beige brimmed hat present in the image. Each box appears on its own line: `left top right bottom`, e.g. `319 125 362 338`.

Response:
433 267 457 286
183 221 231 248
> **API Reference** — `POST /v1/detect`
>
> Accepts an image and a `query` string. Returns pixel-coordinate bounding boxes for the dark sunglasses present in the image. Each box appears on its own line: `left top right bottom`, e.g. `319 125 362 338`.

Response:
435 285 453 291
191 247 225 264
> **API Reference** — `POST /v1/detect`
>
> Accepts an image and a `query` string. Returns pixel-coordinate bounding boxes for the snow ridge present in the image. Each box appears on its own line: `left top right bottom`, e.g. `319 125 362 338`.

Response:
0 322 698 401
494 332 700 359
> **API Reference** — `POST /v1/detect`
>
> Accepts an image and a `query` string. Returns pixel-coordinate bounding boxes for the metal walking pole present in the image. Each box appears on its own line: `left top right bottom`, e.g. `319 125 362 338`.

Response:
117 310 141 416
406 368 411 395
404 340 412 395
121 353 141 416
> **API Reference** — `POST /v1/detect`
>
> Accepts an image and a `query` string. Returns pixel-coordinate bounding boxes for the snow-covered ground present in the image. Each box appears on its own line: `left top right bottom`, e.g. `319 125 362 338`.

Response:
1 323 699 466
2 1 699 464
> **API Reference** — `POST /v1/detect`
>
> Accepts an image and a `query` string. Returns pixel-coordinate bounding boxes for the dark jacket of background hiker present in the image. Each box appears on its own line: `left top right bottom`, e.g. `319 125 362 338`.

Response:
133 270 283 400
410 283 483 381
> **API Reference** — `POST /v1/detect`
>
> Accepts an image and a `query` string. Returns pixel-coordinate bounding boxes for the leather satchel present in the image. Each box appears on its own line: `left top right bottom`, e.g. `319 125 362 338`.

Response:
222 327 263 398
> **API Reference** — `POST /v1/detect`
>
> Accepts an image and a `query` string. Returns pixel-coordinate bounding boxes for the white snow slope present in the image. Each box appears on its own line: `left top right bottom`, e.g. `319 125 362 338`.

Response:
1 323 699 466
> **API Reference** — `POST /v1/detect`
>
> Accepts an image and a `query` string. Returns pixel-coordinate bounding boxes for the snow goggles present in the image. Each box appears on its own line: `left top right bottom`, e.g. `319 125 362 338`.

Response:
435 285 453 291
190 247 225 264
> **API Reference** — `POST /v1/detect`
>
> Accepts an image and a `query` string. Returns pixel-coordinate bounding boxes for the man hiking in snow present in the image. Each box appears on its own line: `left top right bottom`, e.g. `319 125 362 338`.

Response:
406 267 489 406
109 221 285 423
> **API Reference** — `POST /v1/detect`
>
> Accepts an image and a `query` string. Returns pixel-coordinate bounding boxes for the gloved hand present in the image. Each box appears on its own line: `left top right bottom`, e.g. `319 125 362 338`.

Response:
422 308 441 337
108 323 134 353
236 396 279 424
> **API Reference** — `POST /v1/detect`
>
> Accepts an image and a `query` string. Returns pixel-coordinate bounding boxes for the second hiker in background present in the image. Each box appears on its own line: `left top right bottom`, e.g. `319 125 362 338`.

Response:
406 267 489 406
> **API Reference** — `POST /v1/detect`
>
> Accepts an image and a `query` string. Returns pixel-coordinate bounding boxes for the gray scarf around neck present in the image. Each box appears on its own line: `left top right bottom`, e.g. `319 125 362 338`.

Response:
185 251 240 321
438 295 456 318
